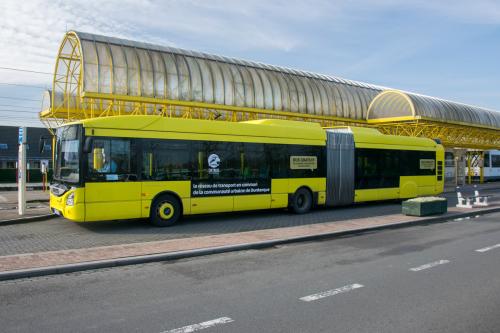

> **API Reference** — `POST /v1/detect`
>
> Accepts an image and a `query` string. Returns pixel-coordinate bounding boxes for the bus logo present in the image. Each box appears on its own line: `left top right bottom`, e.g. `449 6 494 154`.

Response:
208 154 221 169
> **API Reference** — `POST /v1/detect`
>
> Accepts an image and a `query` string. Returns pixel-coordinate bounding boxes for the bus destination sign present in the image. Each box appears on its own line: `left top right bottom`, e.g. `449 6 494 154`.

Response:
290 156 317 170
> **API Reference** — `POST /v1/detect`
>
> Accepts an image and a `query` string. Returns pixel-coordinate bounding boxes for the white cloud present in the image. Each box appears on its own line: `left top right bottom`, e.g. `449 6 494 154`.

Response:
1 0 499 84
0 0 340 85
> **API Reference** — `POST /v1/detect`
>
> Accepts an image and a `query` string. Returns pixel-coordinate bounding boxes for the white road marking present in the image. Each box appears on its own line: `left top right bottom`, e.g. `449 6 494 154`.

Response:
162 317 234 333
300 283 364 302
0 195 7 203
409 260 450 272
476 244 500 253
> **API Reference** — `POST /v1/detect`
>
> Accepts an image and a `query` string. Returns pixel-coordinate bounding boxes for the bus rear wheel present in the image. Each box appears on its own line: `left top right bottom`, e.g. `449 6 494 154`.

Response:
291 188 312 214
150 194 181 227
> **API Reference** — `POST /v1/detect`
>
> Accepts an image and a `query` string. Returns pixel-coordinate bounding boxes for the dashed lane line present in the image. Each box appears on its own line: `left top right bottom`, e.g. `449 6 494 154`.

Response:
476 244 500 253
409 260 450 272
161 317 234 333
300 283 364 302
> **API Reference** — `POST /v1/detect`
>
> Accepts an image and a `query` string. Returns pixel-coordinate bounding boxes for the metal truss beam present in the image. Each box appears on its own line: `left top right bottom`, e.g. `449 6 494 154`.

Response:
373 120 500 150
41 92 499 150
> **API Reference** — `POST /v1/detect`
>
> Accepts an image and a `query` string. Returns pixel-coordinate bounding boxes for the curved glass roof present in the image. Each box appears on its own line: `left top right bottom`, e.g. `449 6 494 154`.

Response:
57 31 383 120
368 90 500 128
52 31 500 129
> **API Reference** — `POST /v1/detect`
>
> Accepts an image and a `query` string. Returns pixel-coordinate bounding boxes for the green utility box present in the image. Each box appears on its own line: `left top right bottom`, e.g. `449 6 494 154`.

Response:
402 197 448 217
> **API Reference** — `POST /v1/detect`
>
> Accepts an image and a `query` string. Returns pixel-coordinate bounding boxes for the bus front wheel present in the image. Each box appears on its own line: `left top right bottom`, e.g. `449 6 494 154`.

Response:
150 194 181 227
291 188 312 214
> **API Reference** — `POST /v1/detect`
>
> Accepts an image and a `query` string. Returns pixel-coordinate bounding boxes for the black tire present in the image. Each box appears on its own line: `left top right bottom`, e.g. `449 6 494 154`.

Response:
291 188 313 214
150 194 182 227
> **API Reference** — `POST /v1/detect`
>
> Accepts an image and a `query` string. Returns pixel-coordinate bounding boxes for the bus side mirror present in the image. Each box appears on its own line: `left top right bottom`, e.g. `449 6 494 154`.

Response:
83 137 93 153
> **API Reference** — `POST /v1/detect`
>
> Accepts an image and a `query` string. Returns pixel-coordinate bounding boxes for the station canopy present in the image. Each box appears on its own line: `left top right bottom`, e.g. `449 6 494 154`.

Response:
40 31 500 149
368 90 500 128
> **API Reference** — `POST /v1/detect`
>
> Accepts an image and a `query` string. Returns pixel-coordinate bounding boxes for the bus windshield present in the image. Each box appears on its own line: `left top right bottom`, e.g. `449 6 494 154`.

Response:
54 125 80 183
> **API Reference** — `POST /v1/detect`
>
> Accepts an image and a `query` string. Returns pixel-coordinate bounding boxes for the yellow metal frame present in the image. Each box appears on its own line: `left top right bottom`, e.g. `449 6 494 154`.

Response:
41 32 83 132
366 90 417 118
40 33 500 150
370 118 500 150
464 150 485 184
367 90 500 150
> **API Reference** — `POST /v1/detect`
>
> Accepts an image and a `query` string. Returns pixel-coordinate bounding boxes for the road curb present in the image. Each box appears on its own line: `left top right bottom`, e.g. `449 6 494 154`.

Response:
0 214 56 226
1 207 499 282
26 199 50 203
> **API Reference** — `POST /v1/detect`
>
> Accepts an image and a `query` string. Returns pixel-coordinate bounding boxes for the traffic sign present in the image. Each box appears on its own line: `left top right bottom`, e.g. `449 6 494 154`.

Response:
18 127 27 145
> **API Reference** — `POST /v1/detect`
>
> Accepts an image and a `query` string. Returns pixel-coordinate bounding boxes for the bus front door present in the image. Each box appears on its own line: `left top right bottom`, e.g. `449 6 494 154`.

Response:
85 138 142 221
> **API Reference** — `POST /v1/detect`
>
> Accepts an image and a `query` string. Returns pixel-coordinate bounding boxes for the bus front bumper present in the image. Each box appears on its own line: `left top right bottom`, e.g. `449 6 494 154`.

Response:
50 187 85 222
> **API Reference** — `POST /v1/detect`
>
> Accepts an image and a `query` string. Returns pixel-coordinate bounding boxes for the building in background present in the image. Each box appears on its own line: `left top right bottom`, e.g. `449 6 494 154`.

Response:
0 126 52 183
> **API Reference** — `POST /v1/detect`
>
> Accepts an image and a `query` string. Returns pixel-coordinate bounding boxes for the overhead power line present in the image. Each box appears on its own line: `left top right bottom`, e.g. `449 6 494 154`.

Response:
1 115 42 120
0 115 40 121
0 112 39 117
0 66 53 75
2 116 40 120
0 82 49 89
0 96 41 102
0 104 39 110
0 109 39 114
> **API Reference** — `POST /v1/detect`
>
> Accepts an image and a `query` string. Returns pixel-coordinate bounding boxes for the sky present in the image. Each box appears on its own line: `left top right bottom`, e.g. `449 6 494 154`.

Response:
0 0 500 127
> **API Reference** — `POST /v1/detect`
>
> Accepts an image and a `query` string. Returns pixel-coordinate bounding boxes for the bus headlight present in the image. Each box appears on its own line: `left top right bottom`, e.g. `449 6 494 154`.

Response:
66 192 75 206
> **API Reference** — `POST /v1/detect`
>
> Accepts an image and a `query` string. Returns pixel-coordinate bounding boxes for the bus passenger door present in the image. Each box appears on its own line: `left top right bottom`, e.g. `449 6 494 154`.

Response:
85 138 141 221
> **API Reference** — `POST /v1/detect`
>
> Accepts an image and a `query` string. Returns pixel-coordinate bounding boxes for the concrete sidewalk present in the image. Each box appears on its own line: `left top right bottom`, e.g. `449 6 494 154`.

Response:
0 183 46 191
0 190 49 204
444 182 500 193
0 190 51 223
0 202 498 281
0 210 53 224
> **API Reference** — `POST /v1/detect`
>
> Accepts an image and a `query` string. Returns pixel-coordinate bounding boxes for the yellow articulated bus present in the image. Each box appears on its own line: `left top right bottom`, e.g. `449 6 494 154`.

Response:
48 116 444 226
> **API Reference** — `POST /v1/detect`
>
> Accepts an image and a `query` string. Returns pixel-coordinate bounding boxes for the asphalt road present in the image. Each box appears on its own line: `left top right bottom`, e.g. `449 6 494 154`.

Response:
1 188 498 256
1 212 500 332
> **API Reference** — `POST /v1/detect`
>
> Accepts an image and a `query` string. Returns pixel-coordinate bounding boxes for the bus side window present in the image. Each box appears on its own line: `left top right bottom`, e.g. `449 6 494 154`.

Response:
400 150 436 176
355 148 408 189
239 143 269 180
268 144 288 178
192 141 208 180
222 142 240 180
285 144 324 179
355 149 380 189
142 139 191 181
87 138 136 181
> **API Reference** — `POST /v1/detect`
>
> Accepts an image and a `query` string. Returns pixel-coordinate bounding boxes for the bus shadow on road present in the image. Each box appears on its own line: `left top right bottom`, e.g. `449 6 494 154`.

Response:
72 200 404 237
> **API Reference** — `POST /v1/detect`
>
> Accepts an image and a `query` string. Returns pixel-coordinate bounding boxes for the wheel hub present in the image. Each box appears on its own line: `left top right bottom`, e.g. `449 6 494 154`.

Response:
158 202 174 219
